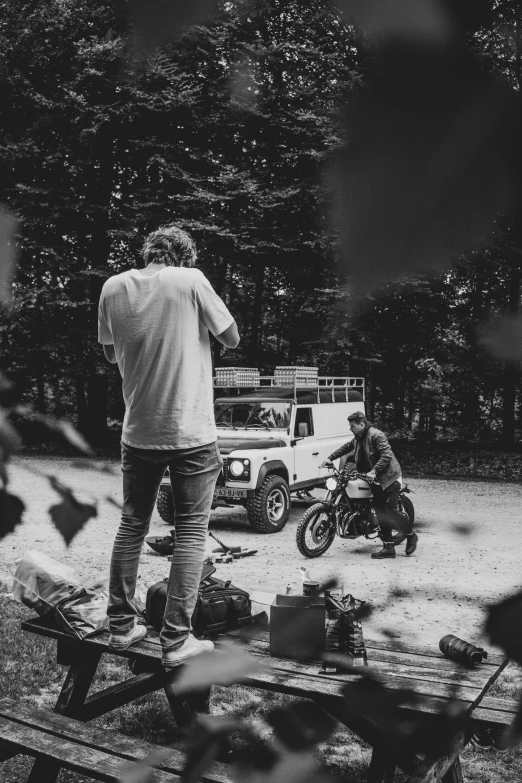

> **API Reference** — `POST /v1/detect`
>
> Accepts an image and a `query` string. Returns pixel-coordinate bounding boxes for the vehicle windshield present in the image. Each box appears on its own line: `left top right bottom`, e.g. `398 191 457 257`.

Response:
214 401 291 430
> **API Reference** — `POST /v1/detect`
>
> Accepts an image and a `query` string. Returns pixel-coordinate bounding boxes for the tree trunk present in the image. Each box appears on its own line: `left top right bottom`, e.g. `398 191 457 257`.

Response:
36 371 45 413
249 261 266 365
501 264 521 446
502 363 518 447
86 374 109 445
75 375 88 434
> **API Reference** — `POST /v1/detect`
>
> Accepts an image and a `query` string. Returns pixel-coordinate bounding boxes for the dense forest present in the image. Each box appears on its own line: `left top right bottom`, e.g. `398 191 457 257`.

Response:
1 0 522 446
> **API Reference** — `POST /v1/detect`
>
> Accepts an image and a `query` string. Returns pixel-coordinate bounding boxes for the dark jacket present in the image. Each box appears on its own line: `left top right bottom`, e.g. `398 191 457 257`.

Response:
328 425 401 490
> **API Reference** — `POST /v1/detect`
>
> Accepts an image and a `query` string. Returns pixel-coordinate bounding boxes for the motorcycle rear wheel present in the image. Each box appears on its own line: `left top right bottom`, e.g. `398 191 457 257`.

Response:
392 494 414 545
296 503 336 558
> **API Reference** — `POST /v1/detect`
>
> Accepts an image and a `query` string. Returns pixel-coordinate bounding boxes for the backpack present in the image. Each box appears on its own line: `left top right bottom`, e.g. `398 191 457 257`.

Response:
145 564 252 637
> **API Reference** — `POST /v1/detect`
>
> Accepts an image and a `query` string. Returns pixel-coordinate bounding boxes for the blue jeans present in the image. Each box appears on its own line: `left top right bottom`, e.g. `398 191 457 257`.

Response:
108 441 222 651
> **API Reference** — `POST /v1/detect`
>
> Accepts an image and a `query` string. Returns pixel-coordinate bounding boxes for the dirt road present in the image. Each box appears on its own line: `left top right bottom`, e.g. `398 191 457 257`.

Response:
3 455 522 651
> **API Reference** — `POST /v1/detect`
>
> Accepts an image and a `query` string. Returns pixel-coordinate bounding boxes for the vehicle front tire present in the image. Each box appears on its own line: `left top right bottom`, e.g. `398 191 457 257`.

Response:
157 488 174 524
246 475 291 533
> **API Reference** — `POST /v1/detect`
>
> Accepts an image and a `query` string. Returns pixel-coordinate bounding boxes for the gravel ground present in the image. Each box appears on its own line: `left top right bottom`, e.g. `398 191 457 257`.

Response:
3 455 522 653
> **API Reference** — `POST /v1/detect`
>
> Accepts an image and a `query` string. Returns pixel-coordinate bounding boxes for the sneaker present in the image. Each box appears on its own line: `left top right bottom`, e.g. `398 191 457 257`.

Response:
405 532 418 556
162 634 214 669
108 622 147 651
371 543 396 559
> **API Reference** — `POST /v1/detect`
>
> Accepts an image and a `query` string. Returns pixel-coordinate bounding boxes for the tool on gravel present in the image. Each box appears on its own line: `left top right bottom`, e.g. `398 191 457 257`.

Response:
208 530 242 554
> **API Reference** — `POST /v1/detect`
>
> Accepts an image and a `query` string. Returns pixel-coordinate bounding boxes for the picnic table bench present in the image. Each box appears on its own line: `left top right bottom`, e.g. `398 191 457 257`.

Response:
0 697 231 783
1 616 514 783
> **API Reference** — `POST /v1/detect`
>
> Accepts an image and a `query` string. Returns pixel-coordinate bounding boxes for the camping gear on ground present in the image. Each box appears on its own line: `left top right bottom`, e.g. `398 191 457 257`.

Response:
147 530 257 560
212 552 234 563
145 533 175 555
12 550 109 639
269 594 326 661
208 530 258 560
439 634 488 666
209 530 241 554
145 564 252 637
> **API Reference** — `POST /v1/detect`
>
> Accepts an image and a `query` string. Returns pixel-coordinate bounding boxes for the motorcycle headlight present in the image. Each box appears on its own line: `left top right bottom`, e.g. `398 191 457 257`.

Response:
326 477 338 491
230 459 246 477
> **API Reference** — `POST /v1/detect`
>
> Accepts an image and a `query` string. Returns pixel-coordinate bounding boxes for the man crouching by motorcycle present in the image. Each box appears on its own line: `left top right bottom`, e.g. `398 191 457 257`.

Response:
320 412 418 559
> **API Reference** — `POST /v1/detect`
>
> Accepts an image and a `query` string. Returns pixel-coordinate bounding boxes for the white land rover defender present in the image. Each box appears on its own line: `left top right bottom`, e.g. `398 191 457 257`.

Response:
156 369 365 533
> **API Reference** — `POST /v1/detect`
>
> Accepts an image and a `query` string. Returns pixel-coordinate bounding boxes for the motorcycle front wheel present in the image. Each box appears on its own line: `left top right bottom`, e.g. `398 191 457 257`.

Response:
296 503 336 558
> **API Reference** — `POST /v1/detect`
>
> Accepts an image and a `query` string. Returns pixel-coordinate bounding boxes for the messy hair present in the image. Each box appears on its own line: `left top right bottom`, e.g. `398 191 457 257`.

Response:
142 225 197 267
348 411 368 425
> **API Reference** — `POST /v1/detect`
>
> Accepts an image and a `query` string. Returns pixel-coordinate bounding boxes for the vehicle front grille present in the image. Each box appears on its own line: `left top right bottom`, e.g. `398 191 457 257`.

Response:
221 456 229 482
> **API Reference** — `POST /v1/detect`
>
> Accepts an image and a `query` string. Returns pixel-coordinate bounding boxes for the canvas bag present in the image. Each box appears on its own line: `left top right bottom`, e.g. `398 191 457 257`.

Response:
145 564 252 636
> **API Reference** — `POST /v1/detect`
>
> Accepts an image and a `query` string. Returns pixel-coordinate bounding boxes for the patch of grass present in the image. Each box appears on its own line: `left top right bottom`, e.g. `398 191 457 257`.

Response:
489 662 522 700
0 592 65 702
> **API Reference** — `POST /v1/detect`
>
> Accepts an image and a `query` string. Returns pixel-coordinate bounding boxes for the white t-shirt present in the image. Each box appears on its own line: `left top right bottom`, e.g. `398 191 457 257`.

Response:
98 266 234 449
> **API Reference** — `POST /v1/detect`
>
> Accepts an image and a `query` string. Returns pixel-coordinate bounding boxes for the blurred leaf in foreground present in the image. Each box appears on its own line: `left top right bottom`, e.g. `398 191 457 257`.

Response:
485 591 522 746
234 749 335 783
333 0 454 45
11 408 93 455
128 0 221 61
173 645 262 694
328 0 520 302
0 211 18 309
183 714 243 783
105 495 123 510
38 416 93 455
0 371 13 391
71 459 118 475
0 491 25 540
486 590 522 665
481 314 522 362
266 701 336 750
48 476 98 546
0 410 22 458
118 746 173 783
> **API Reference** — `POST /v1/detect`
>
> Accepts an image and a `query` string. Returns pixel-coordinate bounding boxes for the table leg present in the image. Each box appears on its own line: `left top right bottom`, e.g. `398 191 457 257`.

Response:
163 672 211 730
442 757 464 783
26 647 102 783
54 649 103 717
368 747 396 783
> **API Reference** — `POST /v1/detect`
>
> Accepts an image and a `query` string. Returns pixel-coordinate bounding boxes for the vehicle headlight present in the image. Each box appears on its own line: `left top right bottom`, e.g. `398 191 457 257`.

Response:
326 477 338 491
230 459 247 477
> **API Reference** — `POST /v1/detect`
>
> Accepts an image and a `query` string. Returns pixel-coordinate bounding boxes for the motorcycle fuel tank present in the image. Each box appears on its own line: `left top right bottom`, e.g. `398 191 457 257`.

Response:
345 478 373 499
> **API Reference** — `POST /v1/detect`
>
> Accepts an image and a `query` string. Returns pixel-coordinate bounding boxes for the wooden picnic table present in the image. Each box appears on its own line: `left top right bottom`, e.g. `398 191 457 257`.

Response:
18 616 509 783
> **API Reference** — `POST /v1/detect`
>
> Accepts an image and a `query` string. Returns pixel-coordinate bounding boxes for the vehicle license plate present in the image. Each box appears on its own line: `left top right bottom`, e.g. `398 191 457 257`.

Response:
214 488 247 499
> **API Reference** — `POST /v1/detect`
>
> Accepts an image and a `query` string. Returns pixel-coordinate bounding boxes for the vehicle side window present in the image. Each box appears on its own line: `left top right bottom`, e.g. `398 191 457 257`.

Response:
294 407 314 437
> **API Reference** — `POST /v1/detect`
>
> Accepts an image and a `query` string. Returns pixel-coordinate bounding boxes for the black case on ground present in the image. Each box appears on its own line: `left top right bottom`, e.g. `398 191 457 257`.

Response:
145 564 252 637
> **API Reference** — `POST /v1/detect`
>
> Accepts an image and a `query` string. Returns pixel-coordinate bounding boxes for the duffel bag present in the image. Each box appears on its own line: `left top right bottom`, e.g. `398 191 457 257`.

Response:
145 564 252 637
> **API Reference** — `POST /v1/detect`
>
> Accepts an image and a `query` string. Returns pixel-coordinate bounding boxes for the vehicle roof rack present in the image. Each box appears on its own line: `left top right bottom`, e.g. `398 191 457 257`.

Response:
213 375 365 403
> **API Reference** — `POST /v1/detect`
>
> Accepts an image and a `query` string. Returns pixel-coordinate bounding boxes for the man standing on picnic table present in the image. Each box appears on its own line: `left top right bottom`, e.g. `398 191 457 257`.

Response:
98 224 239 668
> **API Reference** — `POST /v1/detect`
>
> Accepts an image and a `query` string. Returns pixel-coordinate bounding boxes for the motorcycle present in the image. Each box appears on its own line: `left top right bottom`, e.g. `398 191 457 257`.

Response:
295 467 414 558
